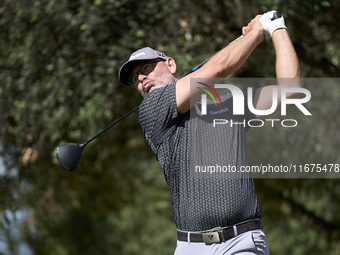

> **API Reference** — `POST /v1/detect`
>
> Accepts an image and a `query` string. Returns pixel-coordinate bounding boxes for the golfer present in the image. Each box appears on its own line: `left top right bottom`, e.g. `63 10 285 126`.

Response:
119 11 300 255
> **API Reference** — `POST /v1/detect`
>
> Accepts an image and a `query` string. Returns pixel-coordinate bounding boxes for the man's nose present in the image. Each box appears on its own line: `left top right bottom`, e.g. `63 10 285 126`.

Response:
138 72 148 82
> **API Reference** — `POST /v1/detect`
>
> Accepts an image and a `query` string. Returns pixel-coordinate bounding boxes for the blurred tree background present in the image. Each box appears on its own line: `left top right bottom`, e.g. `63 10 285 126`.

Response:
0 0 339 254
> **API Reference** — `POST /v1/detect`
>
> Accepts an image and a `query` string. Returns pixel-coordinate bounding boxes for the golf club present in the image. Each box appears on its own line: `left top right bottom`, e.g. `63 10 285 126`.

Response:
55 11 282 171
55 58 205 171
55 53 211 172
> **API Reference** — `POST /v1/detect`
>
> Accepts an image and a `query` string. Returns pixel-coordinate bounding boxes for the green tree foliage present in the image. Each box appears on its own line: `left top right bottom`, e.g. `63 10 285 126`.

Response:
0 0 339 254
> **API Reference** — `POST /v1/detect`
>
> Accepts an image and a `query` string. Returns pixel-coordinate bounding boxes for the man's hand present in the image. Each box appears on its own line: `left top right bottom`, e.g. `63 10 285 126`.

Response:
242 15 264 40
260 10 287 37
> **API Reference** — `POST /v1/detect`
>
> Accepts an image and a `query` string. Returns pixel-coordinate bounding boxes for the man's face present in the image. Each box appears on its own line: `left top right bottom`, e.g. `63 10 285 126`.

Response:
129 59 176 97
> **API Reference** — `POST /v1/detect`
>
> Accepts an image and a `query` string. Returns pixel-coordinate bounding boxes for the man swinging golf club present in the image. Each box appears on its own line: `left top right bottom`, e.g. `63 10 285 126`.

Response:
119 11 300 255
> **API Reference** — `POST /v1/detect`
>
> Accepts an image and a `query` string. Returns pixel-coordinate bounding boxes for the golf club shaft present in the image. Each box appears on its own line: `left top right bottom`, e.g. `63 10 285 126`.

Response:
82 34 245 146
81 105 140 147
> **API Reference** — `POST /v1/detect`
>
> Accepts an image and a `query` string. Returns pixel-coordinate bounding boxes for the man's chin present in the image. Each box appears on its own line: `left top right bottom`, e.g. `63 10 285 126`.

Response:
143 85 155 96
143 83 168 96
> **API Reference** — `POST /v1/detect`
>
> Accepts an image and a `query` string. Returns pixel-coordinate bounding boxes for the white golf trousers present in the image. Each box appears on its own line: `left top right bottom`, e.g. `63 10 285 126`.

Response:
174 229 269 255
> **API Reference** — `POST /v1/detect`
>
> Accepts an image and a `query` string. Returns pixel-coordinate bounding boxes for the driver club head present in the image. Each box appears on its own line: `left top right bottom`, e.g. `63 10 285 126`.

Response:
56 143 84 171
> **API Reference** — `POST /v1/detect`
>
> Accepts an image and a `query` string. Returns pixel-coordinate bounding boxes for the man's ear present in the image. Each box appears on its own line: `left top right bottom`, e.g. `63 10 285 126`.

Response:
165 57 178 78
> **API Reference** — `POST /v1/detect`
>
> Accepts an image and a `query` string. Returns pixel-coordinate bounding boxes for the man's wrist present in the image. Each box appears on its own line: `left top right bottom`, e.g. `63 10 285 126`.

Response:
271 28 288 40
247 29 264 44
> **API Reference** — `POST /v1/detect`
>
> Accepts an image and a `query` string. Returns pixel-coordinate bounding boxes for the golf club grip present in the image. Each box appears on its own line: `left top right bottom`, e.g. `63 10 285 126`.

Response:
271 11 282 20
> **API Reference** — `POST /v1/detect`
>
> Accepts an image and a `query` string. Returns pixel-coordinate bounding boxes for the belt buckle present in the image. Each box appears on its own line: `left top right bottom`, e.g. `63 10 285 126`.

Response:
202 230 225 244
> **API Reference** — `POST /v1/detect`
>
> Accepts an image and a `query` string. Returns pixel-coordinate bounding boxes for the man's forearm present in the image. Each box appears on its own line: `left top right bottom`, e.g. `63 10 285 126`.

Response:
201 29 263 78
176 28 263 114
272 29 300 80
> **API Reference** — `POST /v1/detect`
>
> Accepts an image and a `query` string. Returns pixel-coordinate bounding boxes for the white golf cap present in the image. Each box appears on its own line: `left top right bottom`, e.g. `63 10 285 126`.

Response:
119 47 168 85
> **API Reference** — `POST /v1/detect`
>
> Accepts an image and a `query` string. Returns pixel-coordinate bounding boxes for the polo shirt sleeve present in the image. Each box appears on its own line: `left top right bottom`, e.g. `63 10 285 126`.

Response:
138 82 180 154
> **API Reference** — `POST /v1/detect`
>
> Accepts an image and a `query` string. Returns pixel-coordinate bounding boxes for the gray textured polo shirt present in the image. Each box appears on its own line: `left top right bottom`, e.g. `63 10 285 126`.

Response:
139 82 261 231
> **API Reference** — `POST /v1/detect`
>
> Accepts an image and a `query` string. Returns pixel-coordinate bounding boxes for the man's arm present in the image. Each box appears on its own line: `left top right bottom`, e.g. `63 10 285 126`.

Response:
175 15 264 114
253 13 301 119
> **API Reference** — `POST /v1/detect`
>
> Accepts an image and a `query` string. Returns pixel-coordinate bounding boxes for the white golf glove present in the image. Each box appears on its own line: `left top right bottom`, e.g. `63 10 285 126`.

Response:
260 10 287 37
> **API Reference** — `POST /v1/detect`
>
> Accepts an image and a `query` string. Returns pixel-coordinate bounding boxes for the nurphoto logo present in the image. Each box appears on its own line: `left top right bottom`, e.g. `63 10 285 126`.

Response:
198 83 312 128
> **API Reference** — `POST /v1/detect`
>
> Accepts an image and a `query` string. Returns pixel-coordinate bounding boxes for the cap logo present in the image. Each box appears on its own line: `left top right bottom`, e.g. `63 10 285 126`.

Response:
156 51 165 57
129 52 146 60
